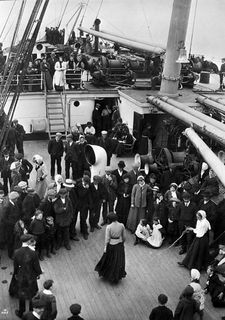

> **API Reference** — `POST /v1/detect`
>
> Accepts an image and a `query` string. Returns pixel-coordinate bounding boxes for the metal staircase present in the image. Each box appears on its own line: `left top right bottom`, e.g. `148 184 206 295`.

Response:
46 92 67 138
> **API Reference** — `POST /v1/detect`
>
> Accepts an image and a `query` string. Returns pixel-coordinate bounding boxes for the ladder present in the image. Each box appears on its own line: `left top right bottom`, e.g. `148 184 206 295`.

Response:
46 92 67 139
0 0 49 152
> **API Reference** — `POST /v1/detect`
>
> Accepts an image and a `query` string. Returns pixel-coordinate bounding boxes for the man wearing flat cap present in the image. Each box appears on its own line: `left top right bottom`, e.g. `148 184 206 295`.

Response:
13 234 42 318
15 153 33 183
64 134 79 180
0 149 14 195
48 132 64 180
2 191 21 258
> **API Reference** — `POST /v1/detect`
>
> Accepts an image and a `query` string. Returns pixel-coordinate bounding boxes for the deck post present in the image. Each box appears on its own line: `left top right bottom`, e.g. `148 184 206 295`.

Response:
159 0 192 97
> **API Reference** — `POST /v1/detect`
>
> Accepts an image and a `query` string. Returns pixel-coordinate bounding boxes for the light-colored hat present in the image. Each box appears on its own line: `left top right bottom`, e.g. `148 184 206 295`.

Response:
137 175 145 181
152 186 159 192
10 161 20 170
18 181 27 189
63 179 75 188
55 132 62 137
9 191 19 200
101 130 107 135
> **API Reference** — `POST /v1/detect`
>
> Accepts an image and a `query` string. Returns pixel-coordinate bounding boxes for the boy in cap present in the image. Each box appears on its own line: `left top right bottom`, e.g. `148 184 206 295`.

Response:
13 234 42 318
149 294 173 320
68 303 84 320
22 298 45 320
48 132 64 180
0 149 14 195
35 279 57 320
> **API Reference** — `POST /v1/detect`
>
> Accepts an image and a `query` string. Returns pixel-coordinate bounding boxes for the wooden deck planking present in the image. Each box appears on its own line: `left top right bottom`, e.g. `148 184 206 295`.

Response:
0 140 225 319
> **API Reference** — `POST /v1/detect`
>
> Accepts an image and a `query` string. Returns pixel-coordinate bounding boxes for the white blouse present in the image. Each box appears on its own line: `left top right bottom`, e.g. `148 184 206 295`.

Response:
194 218 211 238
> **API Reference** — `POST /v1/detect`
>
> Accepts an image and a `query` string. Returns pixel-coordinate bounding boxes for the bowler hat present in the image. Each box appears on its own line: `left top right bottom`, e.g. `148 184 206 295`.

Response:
59 188 67 195
20 234 33 242
70 304 81 315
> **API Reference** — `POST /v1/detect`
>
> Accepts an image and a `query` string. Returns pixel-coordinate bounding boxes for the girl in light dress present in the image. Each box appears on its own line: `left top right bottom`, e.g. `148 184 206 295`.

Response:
134 217 164 248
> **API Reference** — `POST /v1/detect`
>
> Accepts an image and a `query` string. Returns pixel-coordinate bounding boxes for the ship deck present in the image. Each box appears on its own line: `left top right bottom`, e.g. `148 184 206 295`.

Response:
0 140 224 320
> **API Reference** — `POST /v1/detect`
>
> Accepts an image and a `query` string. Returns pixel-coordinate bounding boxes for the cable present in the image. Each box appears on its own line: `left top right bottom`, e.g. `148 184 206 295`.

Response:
80 0 90 27
94 0 104 23
57 0 70 29
0 0 16 40
140 0 152 41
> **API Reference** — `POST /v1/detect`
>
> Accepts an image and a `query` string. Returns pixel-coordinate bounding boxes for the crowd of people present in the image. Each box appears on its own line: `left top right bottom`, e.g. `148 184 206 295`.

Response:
1 116 225 319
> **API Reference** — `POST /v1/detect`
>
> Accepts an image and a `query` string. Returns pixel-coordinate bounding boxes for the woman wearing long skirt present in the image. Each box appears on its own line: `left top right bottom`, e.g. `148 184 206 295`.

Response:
126 175 148 233
178 210 211 271
95 213 126 283
33 155 48 200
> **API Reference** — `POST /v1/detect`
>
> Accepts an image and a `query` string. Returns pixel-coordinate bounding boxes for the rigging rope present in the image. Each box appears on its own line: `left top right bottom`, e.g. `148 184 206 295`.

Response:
0 0 16 40
80 0 90 27
57 0 70 29
140 0 152 41
93 0 104 25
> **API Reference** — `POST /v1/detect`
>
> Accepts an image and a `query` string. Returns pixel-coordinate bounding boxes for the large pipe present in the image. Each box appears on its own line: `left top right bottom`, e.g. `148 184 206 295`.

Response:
100 29 166 51
84 144 107 180
78 26 164 55
196 96 225 115
160 0 192 97
184 128 225 187
159 96 225 132
147 96 225 146
94 18 101 53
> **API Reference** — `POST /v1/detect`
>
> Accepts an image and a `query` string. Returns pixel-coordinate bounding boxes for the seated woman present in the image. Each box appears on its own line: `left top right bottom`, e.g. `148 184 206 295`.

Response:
147 217 165 248
134 218 151 245
205 265 225 308
164 182 181 203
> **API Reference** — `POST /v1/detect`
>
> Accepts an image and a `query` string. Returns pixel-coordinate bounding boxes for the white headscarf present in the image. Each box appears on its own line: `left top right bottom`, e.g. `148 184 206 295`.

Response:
191 268 200 281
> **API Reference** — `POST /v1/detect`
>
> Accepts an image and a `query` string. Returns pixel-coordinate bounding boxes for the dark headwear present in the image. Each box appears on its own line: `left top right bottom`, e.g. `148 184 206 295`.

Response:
43 279 54 290
182 192 191 200
182 285 194 298
107 212 118 223
122 173 130 180
59 188 67 195
20 234 33 242
118 160 125 168
149 173 156 180
70 304 81 315
202 190 211 198
82 176 90 184
158 294 168 305
15 153 23 160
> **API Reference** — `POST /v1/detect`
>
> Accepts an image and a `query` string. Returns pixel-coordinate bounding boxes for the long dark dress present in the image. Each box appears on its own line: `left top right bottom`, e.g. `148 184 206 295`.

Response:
95 221 126 283
182 218 211 271
115 181 132 225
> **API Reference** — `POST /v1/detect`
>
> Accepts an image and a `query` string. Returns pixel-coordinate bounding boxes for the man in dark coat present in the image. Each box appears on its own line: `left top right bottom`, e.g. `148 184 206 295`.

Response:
76 176 92 239
53 188 73 250
13 234 42 318
39 189 57 219
98 131 113 166
177 192 197 255
0 149 14 195
149 294 173 320
6 125 17 156
12 119 26 155
127 163 140 187
101 168 117 226
89 175 107 232
92 104 102 136
15 153 33 183
64 134 79 180
2 191 21 258
112 160 127 186
48 132 64 179
22 188 40 228
63 179 79 241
